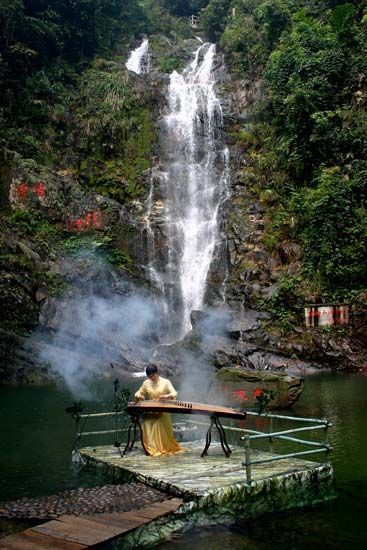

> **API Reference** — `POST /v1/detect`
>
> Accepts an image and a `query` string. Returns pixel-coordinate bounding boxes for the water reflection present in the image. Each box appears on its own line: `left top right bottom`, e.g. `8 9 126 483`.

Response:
1 373 366 548
161 373 367 549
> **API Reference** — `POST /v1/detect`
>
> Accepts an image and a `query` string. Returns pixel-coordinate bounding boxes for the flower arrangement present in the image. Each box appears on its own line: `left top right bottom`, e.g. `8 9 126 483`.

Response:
252 387 276 414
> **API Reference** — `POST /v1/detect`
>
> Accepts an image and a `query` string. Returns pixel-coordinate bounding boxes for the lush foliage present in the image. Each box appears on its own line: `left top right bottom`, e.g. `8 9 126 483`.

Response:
72 59 155 201
0 1 185 200
160 0 209 16
201 0 367 306
1 0 367 325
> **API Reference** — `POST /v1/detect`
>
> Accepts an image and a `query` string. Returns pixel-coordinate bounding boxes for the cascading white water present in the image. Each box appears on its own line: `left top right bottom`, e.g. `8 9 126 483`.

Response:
126 39 150 74
149 43 229 339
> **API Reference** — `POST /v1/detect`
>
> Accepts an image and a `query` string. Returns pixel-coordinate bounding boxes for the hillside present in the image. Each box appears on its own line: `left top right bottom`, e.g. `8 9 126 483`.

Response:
0 0 366 381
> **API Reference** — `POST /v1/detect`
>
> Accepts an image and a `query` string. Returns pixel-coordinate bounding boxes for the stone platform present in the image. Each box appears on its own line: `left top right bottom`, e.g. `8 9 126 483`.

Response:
79 441 335 548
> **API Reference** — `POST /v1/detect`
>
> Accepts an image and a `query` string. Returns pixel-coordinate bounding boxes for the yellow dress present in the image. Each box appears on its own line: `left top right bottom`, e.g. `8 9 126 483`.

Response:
134 377 185 457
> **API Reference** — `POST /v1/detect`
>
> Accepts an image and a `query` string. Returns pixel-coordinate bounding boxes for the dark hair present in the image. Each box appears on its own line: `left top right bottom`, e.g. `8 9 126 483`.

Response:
146 365 158 376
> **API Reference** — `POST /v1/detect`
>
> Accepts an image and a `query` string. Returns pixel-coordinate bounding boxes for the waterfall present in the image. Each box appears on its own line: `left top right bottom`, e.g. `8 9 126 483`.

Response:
126 39 150 74
148 43 229 340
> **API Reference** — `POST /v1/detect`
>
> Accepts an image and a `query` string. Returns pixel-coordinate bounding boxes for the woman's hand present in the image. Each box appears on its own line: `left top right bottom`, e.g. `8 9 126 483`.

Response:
134 394 144 402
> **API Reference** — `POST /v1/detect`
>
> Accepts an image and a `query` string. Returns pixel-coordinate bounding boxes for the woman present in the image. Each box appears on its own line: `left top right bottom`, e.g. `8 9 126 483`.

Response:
134 365 185 457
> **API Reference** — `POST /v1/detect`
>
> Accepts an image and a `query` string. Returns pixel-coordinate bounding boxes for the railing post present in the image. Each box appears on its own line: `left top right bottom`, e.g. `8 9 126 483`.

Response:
324 420 330 452
244 436 252 484
269 416 274 454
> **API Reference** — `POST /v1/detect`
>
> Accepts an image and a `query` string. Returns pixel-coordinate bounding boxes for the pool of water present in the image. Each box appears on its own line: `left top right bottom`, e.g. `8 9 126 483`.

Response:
0 373 366 548
162 372 367 549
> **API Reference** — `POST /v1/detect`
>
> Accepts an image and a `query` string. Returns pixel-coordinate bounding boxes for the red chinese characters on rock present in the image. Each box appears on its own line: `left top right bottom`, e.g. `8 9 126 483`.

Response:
66 210 103 232
34 181 46 197
92 210 102 228
16 181 46 201
232 389 249 402
17 182 29 200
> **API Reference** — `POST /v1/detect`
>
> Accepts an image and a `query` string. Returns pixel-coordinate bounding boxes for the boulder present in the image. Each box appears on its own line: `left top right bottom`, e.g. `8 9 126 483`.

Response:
228 308 270 338
215 366 304 409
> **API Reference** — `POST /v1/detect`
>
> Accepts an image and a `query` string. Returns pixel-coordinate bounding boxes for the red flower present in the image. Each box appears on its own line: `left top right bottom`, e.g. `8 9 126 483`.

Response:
232 389 249 402
252 387 263 399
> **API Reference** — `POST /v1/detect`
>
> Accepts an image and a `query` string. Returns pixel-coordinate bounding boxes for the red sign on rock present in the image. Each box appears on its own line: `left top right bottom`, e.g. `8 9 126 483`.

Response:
16 181 47 201
17 182 29 200
34 181 46 197
66 210 103 231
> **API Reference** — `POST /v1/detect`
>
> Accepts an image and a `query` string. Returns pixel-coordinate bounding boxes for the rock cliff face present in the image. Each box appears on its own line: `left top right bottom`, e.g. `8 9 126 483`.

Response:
0 36 365 385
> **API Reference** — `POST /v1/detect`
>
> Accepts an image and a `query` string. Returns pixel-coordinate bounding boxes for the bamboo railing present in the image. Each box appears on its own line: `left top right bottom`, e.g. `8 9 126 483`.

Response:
74 410 332 484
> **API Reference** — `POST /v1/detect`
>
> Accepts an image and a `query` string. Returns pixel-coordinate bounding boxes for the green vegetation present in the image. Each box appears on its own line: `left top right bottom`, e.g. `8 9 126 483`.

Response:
73 59 155 201
259 275 304 334
1 0 366 332
0 1 191 200
63 235 132 271
0 0 147 159
200 0 367 312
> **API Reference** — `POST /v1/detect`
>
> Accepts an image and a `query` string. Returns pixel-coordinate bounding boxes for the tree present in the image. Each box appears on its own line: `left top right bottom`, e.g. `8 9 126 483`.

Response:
200 0 231 40
265 12 346 180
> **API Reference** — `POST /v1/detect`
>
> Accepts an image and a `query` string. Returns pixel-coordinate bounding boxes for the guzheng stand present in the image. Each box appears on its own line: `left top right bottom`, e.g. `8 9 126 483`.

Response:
200 415 232 458
122 413 149 456
123 400 246 458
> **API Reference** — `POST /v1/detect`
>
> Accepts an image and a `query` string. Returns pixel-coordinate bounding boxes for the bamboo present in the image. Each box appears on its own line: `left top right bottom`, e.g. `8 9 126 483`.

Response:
270 434 326 447
78 429 129 437
184 419 328 450
243 436 252 484
244 424 326 441
77 410 332 470
246 411 330 425
185 419 260 434
324 423 330 451
79 412 124 418
269 416 274 454
245 447 331 466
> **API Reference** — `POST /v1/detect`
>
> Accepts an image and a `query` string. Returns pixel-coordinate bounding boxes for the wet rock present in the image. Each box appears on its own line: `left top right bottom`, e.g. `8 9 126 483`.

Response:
228 308 270 338
0 329 56 384
216 366 304 409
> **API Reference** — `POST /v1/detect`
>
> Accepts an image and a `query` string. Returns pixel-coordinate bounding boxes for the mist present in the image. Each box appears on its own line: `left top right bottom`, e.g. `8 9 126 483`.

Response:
175 307 232 406
39 292 159 400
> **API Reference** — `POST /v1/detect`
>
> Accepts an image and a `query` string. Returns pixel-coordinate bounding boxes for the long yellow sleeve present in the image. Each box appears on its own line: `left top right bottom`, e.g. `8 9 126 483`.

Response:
134 380 148 401
164 379 177 399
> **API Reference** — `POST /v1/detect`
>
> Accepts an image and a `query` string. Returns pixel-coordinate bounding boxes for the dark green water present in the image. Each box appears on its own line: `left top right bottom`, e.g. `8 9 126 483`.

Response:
0 373 366 548
163 373 367 550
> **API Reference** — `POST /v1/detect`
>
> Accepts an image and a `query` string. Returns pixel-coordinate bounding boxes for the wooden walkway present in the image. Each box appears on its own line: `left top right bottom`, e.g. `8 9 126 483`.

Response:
0 498 183 549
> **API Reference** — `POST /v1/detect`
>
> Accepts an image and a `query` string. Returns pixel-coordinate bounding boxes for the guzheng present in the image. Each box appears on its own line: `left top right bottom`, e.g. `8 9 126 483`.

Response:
127 400 247 420
124 400 247 458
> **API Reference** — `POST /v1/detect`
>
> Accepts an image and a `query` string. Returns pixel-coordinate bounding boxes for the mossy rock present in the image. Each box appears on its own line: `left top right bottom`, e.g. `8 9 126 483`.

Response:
215 367 304 409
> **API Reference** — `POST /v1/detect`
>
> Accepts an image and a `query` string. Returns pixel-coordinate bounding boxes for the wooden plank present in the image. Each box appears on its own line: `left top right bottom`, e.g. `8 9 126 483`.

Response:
136 499 183 516
150 498 183 509
56 515 125 537
81 513 145 529
0 528 87 550
132 507 172 520
34 513 146 545
33 522 99 547
111 511 151 525
0 499 184 550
